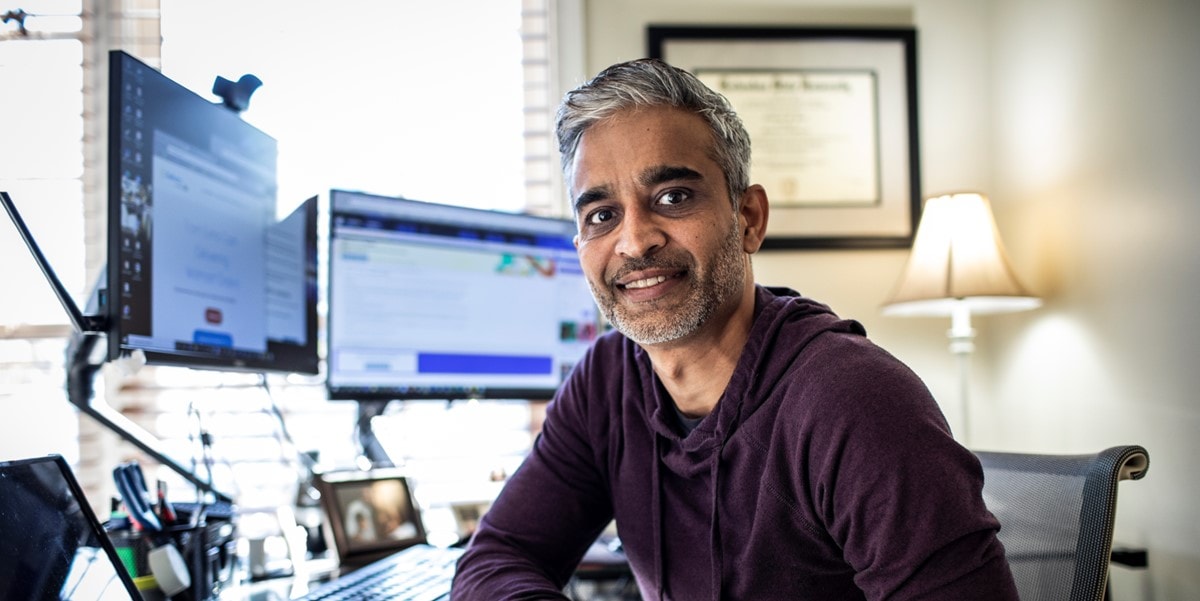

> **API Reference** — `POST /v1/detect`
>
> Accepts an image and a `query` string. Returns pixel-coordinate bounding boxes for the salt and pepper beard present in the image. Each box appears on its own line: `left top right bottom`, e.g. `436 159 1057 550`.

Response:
588 216 746 346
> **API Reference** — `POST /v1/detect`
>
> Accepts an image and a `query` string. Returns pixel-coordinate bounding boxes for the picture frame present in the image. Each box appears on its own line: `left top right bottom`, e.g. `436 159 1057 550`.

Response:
648 26 921 249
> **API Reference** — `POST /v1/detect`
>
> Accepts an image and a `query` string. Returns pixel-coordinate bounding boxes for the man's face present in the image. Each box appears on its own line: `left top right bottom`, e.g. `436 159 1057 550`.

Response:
569 106 749 346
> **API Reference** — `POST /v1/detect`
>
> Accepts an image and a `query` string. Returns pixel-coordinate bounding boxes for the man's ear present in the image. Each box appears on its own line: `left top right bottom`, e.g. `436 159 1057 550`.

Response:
573 233 581 250
738 184 769 253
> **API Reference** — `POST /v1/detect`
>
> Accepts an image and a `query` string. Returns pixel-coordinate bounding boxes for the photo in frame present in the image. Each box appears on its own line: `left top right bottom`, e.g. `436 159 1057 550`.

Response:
648 26 921 249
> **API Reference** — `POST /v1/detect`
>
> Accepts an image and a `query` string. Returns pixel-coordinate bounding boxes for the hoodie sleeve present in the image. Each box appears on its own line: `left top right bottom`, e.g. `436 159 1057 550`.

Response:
451 347 614 600
798 332 1019 601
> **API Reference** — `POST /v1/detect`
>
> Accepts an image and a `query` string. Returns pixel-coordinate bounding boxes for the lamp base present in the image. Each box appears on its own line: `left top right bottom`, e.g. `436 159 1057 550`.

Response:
948 300 974 445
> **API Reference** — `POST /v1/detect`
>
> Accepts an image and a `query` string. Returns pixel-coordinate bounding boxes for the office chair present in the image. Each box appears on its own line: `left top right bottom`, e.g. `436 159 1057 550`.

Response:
975 445 1149 601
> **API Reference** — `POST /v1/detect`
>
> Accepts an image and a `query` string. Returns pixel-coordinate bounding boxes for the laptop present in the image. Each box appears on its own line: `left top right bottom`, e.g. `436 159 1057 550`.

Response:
0 454 142 601
313 468 429 571
292 468 462 601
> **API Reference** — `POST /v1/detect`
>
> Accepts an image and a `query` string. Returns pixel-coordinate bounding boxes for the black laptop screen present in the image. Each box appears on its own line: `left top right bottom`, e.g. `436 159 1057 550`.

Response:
0 455 140 601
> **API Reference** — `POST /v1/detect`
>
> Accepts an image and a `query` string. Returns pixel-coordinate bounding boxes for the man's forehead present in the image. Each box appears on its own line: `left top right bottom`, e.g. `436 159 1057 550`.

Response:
568 107 718 195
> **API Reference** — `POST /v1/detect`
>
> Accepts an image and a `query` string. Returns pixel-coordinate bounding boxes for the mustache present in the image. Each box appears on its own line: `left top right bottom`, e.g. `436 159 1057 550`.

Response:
607 254 692 286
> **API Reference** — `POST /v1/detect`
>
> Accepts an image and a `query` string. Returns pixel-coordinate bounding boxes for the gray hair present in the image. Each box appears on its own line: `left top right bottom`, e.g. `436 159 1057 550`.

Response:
555 58 752 207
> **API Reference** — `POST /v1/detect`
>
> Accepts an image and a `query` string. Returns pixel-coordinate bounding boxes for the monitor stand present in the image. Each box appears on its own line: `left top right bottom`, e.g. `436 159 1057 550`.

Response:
1 191 232 503
355 400 396 467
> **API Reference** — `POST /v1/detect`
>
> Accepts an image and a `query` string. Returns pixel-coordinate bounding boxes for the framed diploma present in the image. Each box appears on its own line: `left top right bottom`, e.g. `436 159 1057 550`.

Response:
648 26 921 249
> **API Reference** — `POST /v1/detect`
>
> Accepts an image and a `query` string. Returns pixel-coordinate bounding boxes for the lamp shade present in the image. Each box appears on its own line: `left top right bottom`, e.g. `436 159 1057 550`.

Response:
883 192 1041 317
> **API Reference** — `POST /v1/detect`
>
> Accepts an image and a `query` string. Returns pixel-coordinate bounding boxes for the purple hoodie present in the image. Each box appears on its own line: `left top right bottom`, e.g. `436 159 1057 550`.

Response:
452 286 1018 600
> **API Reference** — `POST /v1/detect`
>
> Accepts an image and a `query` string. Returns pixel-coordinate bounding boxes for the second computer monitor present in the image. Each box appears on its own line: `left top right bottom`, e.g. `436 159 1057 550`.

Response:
326 190 601 401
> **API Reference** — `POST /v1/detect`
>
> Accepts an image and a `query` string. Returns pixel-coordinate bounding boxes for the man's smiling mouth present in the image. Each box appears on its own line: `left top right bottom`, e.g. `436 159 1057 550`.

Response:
622 275 670 289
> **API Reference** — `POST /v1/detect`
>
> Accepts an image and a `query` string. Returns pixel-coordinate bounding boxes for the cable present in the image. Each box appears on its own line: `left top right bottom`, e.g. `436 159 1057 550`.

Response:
257 373 320 506
183 399 212 504
258 374 317 474
184 398 230 502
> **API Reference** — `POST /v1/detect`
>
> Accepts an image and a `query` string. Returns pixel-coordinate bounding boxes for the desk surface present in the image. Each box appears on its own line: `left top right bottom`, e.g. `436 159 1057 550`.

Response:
217 539 630 600
577 537 632 580
218 556 339 601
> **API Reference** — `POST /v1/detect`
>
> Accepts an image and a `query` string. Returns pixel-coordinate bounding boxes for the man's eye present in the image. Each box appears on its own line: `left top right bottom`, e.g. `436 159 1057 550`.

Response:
587 208 614 225
657 189 689 206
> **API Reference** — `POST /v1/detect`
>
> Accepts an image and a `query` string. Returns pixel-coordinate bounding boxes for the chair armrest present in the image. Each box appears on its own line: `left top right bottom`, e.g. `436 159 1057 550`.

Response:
1111 546 1148 568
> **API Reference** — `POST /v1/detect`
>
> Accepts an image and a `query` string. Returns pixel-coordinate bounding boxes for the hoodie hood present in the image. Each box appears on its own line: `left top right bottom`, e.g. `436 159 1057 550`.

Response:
644 285 866 464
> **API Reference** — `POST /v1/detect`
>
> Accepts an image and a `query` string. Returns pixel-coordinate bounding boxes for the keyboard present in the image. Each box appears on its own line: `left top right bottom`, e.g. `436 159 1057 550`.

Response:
297 544 464 601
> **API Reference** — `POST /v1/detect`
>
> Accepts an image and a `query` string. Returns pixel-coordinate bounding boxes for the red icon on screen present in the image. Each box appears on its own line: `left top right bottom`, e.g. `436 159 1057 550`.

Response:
205 308 223 324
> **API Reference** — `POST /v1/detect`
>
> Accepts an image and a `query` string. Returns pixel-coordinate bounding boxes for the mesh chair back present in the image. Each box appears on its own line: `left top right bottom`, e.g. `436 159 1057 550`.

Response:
975 445 1148 601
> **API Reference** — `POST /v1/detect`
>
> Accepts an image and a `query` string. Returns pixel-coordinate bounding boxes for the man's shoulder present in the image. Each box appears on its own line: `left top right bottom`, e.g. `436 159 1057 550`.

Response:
754 285 866 341
750 322 933 429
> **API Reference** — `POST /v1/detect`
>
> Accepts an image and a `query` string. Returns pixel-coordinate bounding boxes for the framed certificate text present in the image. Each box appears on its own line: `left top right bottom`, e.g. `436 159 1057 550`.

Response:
649 26 921 249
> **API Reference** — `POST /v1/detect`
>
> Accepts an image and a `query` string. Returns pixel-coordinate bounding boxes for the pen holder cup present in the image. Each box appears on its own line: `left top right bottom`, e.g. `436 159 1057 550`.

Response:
108 516 237 600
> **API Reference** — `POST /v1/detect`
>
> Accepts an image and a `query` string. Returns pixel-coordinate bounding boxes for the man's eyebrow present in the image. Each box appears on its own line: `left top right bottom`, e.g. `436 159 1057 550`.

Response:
573 185 611 213
639 165 704 188
572 166 703 212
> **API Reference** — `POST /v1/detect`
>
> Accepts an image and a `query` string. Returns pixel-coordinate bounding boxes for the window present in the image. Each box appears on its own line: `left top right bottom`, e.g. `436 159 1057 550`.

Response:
1 4 87 463
109 0 567 544
159 0 527 214
3 1 581 542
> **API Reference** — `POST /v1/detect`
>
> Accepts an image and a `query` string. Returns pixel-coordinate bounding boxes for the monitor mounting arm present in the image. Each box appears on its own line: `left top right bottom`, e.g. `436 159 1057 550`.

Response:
2 191 232 504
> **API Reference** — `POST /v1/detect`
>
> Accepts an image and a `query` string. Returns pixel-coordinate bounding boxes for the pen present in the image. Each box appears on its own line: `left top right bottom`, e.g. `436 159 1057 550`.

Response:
157 480 178 526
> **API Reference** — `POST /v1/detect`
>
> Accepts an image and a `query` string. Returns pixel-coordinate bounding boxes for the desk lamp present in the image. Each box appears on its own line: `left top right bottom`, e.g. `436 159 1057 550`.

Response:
882 192 1040 445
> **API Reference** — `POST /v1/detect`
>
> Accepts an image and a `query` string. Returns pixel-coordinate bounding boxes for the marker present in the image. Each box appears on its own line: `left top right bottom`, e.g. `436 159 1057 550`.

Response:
157 480 178 526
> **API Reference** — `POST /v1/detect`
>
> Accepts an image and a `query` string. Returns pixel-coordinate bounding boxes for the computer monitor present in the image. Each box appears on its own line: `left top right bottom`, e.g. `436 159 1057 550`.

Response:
325 189 601 400
107 50 319 375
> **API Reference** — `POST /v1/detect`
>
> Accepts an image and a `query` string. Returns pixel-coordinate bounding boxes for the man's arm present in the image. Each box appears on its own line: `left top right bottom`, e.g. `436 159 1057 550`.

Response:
451 371 613 600
800 334 1019 600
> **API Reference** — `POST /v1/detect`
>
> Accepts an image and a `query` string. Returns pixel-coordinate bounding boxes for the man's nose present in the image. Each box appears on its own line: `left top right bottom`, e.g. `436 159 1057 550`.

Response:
613 208 665 259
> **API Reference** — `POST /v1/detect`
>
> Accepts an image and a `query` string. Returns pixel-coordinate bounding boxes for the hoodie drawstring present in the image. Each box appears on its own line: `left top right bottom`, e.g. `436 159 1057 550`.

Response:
708 445 723 601
709 397 744 600
652 432 665 601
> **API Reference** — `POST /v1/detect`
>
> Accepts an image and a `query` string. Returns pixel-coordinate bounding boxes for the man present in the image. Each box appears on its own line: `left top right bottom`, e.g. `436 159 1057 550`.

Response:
451 58 1018 600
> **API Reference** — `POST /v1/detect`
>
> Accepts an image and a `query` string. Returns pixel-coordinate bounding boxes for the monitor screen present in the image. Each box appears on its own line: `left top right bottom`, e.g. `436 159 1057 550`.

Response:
107 50 319 375
326 189 600 400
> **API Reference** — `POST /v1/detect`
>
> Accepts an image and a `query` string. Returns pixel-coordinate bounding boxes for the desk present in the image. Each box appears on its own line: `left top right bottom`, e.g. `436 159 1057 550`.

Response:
568 538 637 601
576 536 631 579
217 556 339 601
216 540 634 601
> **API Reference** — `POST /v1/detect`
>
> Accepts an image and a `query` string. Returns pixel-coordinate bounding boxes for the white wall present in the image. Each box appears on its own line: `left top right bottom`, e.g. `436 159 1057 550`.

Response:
583 0 1197 598
582 0 1003 440
986 1 1200 599
581 0 993 435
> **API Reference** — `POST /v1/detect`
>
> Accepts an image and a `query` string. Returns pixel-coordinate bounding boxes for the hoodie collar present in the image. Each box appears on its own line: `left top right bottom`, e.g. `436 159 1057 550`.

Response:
642 285 859 450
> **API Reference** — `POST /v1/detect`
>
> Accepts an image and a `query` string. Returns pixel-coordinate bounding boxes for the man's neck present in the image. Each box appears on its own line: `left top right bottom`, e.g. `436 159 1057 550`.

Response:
643 284 757 418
